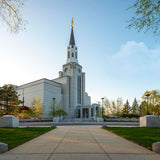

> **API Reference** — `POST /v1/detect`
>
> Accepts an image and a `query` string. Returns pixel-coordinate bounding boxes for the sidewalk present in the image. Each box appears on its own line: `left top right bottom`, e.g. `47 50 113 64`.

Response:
0 125 160 160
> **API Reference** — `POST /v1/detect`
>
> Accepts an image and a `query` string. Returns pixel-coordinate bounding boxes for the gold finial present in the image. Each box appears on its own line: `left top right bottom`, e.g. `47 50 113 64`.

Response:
71 17 73 28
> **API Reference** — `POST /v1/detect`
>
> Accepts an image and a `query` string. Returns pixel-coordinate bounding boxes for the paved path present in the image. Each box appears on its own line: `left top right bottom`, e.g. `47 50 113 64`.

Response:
0 125 160 160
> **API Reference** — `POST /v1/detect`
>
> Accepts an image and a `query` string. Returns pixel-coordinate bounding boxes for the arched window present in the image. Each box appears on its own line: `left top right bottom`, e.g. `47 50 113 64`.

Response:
72 53 74 57
68 52 70 58
78 68 81 73
65 68 68 73
75 52 77 59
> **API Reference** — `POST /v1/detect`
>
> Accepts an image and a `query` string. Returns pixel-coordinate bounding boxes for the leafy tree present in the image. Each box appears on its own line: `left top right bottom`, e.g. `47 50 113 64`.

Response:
110 101 116 115
131 98 139 115
53 101 67 121
54 109 67 121
139 100 147 116
103 98 110 115
0 0 25 33
154 103 160 116
0 84 21 115
116 97 123 116
103 97 123 116
121 99 131 114
49 98 56 116
30 98 44 118
141 90 160 115
128 0 160 36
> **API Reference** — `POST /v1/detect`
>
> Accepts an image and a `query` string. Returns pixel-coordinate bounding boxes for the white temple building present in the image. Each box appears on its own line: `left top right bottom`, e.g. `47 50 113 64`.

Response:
15 20 101 121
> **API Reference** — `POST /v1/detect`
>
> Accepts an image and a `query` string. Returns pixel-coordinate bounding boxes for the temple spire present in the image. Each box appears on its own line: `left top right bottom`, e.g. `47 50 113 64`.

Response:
71 17 73 28
69 18 75 45
66 18 78 64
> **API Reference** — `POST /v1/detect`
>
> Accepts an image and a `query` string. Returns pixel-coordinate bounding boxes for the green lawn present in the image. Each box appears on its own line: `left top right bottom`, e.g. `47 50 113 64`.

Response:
103 127 160 150
0 127 55 149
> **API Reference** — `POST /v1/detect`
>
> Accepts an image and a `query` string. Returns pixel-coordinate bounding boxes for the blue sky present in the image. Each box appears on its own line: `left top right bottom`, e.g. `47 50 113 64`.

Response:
0 0 160 104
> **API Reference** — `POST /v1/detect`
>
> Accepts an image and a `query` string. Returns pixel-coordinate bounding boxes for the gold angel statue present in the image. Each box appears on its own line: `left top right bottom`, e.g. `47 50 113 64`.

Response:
71 18 73 28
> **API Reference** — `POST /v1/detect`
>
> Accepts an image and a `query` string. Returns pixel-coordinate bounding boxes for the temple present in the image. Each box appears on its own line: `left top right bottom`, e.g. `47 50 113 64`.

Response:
15 19 102 121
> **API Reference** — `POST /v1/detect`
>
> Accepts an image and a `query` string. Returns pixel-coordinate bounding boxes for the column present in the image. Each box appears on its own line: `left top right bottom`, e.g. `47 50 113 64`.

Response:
89 107 91 118
80 107 83 118
93 106 96 118
99 106 101 117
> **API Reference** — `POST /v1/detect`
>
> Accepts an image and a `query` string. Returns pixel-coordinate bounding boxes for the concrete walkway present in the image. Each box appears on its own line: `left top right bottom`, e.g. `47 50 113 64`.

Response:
0 125 160 160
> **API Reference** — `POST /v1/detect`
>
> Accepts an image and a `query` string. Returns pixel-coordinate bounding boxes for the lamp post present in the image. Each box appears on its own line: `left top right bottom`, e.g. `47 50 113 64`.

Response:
145 94 150 115
101 98 104 118
22 88 24 107
8 94 12 115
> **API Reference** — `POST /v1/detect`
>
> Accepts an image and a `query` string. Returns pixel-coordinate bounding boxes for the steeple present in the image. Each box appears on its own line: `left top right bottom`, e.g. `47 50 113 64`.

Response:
69 28 75 45
69 18 75 45
66 18 78 64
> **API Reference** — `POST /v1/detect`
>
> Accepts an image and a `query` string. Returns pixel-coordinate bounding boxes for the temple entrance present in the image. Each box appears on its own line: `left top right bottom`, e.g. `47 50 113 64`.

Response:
83 108 89 118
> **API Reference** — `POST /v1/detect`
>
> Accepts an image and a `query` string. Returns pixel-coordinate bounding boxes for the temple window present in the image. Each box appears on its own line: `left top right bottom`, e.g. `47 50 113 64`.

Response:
68 52 70 58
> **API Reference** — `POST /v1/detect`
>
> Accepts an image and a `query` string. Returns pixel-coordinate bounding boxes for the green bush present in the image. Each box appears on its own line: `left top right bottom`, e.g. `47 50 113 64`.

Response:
121 114 140 118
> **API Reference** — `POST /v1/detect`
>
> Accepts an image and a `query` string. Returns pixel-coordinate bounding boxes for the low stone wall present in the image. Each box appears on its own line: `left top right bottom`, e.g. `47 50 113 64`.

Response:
140 115 160 127
0 143 8 153
152 142 160 153
0 115 19 128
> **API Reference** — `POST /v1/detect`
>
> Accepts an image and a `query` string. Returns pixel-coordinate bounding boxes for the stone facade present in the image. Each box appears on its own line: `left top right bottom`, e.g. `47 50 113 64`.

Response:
15 21 101 120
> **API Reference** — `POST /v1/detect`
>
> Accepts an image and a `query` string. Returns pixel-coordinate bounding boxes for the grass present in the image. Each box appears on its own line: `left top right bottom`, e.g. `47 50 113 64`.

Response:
103 127 160 150
0 127 55 149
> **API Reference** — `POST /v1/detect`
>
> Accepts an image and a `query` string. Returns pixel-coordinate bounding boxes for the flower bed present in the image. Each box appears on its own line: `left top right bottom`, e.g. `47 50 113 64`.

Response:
104 118 139 122
19 118 52 122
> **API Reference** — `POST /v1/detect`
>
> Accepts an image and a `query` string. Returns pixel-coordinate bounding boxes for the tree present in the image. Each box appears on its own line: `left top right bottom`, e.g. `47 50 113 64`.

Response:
103 97 123 116
49 98 56 116
139 100 147 116
131 98 139 115
128 0 160 36
0 84 21 115
103 98 110 115
30 98 43 118
53 101 67 121
116 98 123 116
54 109 67 121
110 101 116 115
154 103 160 116
0 0 25 33
121 99 131 114
141 90 160 115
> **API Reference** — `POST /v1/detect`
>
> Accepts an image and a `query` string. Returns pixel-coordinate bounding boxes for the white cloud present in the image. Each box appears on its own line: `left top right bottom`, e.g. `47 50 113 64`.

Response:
105 41 160 75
